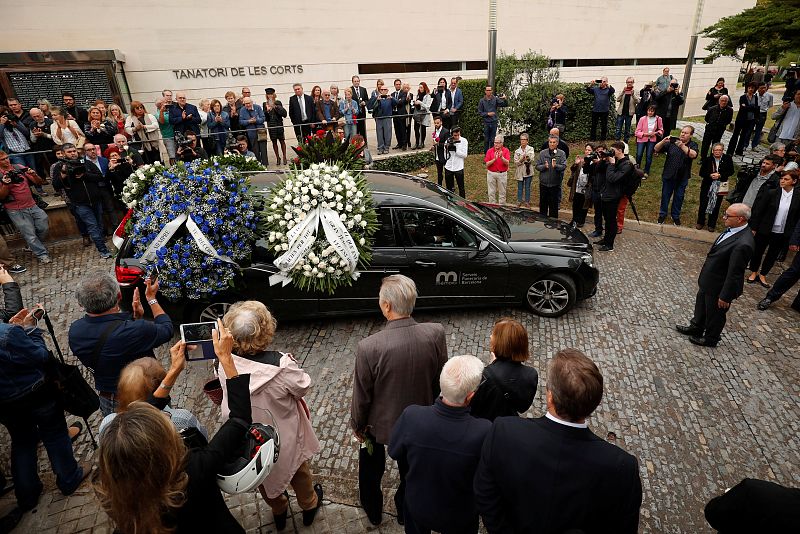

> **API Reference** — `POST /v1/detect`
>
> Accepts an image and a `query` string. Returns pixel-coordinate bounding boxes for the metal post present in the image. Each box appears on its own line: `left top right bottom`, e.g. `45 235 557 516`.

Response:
487 0 497 89
679 0 706 119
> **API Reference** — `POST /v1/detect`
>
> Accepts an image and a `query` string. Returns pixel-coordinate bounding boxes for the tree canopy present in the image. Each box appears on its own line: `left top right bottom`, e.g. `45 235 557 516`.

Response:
701 0 800 62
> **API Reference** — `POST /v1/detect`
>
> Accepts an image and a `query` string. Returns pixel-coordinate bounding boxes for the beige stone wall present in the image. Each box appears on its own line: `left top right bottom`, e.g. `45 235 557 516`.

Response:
2 0 755 123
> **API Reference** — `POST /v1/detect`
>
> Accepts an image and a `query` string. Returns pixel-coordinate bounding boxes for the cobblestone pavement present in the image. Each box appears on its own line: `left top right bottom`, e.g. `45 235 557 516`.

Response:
1 228 798 533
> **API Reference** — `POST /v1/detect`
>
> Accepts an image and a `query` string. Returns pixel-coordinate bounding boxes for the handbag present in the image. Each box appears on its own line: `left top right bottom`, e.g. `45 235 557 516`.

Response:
257 127 269 142
717 181 729 195
46 354 99 419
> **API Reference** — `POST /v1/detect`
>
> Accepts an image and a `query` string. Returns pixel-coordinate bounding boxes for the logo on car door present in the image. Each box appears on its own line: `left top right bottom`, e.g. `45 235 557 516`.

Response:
435 271 459 285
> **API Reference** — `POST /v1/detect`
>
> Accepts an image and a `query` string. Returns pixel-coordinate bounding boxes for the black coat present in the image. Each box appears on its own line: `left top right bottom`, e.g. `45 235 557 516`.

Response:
601 157 631 201
350 86 369 118
750 187 800 236
704 105 734 131
656 90 684 119
470 359 538 422
288 94 316 126
704 478 800 534
389 399 491 532
698 227 755 302
474 416 642 534
699 154 735 183
0 282 23 323
430 89 452 116
171 373 252 533
431 125 450 163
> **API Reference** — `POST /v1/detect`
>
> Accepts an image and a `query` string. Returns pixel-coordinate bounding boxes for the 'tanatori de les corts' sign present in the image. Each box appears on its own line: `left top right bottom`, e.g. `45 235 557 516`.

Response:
172 65 304 79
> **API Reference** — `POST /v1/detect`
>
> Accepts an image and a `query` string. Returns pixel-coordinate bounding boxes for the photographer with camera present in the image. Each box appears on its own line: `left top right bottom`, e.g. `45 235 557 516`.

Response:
654 126 698 225
0 151 51 264
111 133 144 168
535 135 567 218
443 127 468 197
655 80 684 137
69 270 173 417
593 141 632 252
547 95 567 134
0 305 92 530
231 134 255 158
514 133 537 208
104 146 134 202
176 131 208 162
478 86 508 152
52 143 112 259
635 82 656 123
586 77 615 141
587 145 609 239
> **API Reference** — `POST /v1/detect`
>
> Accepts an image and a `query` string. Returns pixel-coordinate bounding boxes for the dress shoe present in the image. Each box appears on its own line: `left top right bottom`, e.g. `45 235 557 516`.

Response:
746 277 757 284
302 484 324 526
695 223 704 230
707 226 716 232
672 218 681 226
758 279 771 289
588 230 602 238
757 298 773 311
689 335 718 347
675 324 703 336
598 245 614 251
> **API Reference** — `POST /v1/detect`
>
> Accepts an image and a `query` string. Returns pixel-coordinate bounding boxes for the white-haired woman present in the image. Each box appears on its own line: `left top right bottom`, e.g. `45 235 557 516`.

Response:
219 301 323 531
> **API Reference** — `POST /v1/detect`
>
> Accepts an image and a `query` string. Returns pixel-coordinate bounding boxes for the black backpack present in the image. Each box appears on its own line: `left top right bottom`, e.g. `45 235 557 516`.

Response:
623 158 644 199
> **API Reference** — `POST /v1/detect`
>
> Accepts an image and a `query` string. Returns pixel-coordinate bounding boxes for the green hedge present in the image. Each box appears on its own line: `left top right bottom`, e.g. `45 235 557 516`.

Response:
456 79 489 155
372 151 434 173
555 83 618 145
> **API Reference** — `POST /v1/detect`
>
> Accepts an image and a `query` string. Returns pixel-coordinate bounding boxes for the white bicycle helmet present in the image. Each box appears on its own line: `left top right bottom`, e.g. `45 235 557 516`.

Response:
217 421 280 494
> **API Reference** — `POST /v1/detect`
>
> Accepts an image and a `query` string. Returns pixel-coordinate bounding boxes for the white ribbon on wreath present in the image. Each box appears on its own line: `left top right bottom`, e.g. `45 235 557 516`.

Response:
269 207 360 287
139 213 237 265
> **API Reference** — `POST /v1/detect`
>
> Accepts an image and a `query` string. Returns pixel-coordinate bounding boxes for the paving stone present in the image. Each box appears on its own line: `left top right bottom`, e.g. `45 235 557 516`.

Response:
0 233 798 533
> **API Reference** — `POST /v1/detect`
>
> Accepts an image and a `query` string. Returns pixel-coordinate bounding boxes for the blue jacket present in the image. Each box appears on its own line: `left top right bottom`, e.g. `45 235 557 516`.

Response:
68 312 173 393
339 99 360 125
169 103 202 135
586 85 616 113
452 87 464 112
85 156 109 177
477 96 508 126
207 111 230 135
238 106 265 140
0 324 50 402
389 399 491 532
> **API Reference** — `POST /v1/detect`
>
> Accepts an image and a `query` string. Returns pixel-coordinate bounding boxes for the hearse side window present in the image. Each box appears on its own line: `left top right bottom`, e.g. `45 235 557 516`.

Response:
373 208 397 247
397 210 478 249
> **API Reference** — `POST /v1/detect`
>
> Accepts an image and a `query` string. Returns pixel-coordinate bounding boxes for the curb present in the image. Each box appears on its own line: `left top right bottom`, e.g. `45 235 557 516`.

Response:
556 208 719 244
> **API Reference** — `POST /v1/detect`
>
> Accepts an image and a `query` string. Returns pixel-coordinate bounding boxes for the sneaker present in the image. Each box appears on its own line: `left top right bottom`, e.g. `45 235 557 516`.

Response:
598 245 614 252
657 215 666 224
757 298 772 311
673 218 681 226
7 264 26 274
100 252 112 259
643 173 649 180
38 255 52 264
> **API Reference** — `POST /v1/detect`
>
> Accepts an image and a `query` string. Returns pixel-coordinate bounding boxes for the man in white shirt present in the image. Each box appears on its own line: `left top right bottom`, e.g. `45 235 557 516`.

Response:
676 203 755 347
443 127 468 197
751 83 774 149
772 89 800 145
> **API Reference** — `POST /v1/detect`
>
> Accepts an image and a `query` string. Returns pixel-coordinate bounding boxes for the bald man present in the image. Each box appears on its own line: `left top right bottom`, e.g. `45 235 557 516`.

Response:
168 91 201 135
676 203 755 347
540 127 570 157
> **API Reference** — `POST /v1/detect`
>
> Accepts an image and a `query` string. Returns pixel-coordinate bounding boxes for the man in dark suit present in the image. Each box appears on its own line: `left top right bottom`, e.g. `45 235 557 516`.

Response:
704 478 800 533
430 116 450 187
390 79 408 150
351 75 370 144
474 348 642 533
288 83 315 143
389 355 490 534
700 96 733 159
676 203 756 347
168 91 201 135
351 274 448 526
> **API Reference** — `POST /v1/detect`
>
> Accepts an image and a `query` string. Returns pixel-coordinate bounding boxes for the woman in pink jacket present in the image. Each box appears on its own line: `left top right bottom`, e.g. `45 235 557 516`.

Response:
219 301 322 531
634 104 664 178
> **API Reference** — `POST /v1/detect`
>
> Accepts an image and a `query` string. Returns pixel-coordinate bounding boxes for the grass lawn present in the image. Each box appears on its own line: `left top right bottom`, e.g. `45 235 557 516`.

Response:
414 137 730 227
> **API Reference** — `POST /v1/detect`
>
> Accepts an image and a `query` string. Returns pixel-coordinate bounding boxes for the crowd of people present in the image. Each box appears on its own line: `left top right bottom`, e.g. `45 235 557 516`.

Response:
3 271 797 533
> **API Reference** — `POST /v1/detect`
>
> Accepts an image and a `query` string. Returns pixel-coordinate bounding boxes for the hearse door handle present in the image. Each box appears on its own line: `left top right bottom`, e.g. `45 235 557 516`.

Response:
414 260 437 267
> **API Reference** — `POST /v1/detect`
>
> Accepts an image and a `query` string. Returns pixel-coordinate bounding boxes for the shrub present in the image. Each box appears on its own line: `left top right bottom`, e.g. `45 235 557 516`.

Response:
457 79 490 154
371 151 434 173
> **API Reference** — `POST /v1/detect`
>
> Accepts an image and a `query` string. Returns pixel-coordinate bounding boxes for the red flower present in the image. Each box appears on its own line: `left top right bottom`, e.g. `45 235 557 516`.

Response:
315 129 325 138
292 157 300 163
296 146 303 152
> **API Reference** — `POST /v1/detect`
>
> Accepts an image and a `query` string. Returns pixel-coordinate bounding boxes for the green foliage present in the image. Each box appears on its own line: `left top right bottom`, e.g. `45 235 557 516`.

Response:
495 51 560 139
291 129 366 170
701 0 800 62
371 151 434 173
554 83 617 145
192 153 267 173
456 79 490 154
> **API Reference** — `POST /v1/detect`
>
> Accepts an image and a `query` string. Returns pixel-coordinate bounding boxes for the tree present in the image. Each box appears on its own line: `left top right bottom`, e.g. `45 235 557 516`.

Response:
493 51 560 136
701 0 800 63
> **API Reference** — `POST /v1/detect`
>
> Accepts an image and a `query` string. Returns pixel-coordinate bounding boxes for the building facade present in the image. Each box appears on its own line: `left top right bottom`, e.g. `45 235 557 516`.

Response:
1 0 754 124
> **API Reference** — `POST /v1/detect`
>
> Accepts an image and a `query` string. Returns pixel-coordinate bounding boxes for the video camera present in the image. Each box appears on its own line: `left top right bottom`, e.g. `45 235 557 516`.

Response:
175 131 194 149
62 158 86 179
445 137 460 151
1 167 27 185
225 132 239 153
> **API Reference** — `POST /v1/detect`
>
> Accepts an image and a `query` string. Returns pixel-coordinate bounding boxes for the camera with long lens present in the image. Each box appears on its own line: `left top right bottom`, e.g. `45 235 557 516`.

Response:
175 132 193 149
445 137 460 151
584 153 599 163
225 132 239 153
1 167 26 185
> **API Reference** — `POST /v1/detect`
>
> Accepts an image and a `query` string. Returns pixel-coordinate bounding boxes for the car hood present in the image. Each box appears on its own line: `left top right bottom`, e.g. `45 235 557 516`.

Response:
484 205 590 248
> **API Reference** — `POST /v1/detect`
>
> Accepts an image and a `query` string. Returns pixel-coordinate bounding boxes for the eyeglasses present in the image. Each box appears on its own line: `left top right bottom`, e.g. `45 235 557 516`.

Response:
722 213 742 219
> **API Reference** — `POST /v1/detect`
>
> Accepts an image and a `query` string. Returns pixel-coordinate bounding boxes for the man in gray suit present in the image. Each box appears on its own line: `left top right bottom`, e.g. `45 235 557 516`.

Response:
351 274 447 526
676 203 755 347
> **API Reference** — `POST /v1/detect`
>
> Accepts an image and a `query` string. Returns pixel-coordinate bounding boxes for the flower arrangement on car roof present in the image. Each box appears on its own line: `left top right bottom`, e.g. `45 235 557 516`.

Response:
259 162 378 294
125 157 262 300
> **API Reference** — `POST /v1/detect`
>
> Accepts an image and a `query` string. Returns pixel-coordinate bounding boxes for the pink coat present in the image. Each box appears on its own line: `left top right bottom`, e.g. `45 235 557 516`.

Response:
635 115 663 143
219 352 321 498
